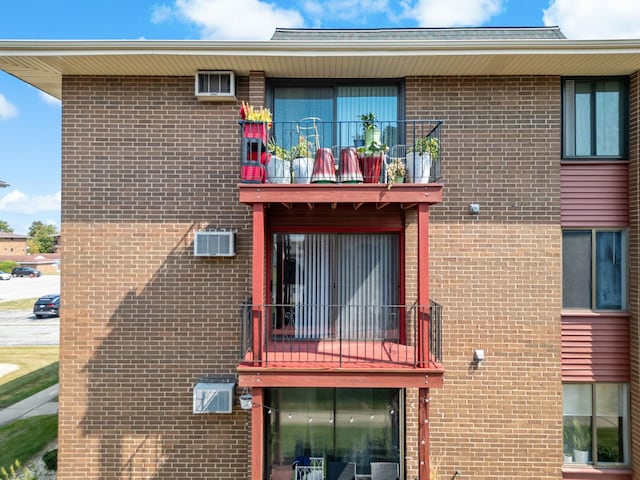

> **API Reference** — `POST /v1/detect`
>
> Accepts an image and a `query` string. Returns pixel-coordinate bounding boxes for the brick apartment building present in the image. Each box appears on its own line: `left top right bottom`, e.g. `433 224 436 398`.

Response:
0 27 639 479
0 232 27 255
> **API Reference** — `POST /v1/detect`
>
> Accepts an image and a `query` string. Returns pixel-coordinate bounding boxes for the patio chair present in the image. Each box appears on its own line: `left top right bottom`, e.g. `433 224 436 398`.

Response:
327 461 355 480
370 462 399 480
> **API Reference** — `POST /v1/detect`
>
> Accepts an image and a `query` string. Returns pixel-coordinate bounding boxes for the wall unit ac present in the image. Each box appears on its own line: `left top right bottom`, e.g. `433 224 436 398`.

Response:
193 382 235 414
194 231 235 257
195 71 235 101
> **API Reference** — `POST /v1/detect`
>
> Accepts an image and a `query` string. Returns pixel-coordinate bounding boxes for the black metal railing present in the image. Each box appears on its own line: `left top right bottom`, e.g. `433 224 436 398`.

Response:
240 119 442 185
240 302 443 367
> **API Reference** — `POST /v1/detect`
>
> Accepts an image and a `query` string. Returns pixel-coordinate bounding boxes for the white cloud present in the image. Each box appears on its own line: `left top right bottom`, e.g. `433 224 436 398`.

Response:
39 91 61 106
411 0 504 27
0 190 61 215
302 0 389 24
543 0 640 39
173 0 305 40
151 4 174 24
0 94 18 120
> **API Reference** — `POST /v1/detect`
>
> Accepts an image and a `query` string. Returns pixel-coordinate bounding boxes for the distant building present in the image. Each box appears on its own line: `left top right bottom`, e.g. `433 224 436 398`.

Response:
0 232 27 255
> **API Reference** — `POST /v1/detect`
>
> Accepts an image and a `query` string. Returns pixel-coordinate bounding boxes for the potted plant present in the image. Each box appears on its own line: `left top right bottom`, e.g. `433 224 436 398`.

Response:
266 138 292 184
357 140 387 183
571 418 591 464
360 113 381 148
240 101 272 143
406 135 439 184
291 135 314 184
386 157 406 189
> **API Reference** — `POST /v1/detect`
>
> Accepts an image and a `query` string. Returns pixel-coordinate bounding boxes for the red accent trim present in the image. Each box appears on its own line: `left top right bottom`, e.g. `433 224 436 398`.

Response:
562 313 630 382
239 183 443 206
562 467 632 479
419 388 429 480
561 162 629 227
399 227 406 344
251 387 264 480
417 204 430 365
238 368 443 388
252 204 265 363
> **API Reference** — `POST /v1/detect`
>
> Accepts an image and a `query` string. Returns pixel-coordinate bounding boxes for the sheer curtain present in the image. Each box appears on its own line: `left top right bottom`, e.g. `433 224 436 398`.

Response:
286 233 399 339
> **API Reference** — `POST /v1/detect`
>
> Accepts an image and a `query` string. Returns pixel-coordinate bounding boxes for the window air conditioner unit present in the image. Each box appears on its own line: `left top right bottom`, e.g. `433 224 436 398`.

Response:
194 231 235 257
195 71 235 101
193 382 235 414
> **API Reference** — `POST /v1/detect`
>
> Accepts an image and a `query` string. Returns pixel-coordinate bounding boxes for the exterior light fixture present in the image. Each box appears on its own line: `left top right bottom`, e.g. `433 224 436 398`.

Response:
473 349 485 362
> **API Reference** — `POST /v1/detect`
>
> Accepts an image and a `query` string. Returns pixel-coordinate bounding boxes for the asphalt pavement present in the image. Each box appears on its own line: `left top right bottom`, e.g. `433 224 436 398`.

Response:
0 275 60 302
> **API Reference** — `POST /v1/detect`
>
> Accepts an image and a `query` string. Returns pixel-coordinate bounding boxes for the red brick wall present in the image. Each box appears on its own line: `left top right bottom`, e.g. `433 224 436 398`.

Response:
58 72 618 480
409 76 564 479
59 75 254 479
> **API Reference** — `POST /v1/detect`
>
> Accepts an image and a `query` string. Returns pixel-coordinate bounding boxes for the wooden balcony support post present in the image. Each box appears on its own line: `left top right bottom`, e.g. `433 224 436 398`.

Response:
252 203 265 363
251 387 264 480
417 203 430 366
418 388 430 480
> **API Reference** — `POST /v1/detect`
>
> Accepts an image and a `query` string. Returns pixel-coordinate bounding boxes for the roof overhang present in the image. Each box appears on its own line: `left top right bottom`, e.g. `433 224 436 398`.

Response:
2 38 640 99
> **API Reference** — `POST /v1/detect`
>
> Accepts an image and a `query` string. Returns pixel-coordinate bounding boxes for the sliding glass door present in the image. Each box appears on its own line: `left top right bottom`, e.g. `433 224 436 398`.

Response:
272 84 399 151
271 233 400 340
266 388 401 479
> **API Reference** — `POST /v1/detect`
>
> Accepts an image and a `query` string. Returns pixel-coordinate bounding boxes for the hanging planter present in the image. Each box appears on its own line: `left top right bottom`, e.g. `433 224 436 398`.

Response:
239 393 253 410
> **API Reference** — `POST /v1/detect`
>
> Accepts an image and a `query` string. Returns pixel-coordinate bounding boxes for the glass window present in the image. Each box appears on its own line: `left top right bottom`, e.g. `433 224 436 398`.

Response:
563 383 629 466
562 229 627 310
272 83 399 151
271 233 400 339
266 388 401 478
563 78 628 158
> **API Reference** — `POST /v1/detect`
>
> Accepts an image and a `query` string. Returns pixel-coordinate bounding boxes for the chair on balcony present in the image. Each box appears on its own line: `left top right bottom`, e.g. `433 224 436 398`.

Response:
370 462 399 480
328 461 355 480
295 456 324 480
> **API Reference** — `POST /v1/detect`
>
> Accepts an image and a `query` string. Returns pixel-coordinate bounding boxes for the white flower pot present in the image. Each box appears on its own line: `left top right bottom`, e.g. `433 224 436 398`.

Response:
405 152 432 184
266 155 291 184
292 156 314 184
573 449 589 464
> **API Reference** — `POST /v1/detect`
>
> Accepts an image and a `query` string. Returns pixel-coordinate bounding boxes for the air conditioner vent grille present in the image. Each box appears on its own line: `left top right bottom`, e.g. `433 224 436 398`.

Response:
193 382 234 414
194 231 235 257
195 71 235 100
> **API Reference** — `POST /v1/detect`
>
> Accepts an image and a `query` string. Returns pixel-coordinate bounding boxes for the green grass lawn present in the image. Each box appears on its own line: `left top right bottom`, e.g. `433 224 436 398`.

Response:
0 346 59 407
0 415 58 472
0 298 37 310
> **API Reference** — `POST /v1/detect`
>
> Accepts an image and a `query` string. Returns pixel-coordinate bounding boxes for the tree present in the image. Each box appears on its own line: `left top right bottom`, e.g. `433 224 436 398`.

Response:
0 220 13 233
28 221 59 254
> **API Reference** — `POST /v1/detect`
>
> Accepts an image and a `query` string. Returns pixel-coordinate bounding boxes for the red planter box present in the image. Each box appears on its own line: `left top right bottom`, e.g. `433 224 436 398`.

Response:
243 122 268 144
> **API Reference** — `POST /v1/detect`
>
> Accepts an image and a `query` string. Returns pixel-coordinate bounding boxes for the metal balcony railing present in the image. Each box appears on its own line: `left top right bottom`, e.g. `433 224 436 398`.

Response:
240 119 442 185
240 302 443 368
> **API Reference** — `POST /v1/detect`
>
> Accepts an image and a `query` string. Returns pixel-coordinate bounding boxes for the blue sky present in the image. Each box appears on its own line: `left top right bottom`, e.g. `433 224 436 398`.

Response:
1 0 639 234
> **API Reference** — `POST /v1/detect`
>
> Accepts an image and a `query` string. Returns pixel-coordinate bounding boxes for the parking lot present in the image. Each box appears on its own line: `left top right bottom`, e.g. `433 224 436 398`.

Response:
0 275 60 302
0 275 60 346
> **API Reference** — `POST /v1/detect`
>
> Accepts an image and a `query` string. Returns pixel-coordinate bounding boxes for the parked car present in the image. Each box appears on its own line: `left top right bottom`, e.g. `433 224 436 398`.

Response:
33 294 60 318
11 266 42 277
0 271 11 280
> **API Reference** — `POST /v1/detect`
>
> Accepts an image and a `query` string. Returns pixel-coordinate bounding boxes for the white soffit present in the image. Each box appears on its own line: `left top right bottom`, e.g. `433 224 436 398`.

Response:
1 39 640 99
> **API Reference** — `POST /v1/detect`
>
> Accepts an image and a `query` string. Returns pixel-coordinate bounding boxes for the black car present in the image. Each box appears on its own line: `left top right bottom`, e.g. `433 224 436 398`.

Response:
33 294 60 318
11 266 42 277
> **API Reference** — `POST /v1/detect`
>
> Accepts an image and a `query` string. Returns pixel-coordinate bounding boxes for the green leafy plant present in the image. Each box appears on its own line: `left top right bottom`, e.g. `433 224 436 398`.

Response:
386 157 406 189
267 138 292 161
360 112 377 133
412 136 440 159
290 136 312 158
42 449 57 472
571 418 591 451
1 460 36 480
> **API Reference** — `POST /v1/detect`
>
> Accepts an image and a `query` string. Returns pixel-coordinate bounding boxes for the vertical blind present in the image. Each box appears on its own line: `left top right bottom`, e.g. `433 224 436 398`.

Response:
273 233 400 339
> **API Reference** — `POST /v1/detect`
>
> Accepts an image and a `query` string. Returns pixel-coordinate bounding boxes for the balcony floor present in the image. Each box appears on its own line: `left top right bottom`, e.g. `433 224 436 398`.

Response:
238 339 444 389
